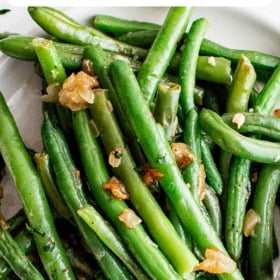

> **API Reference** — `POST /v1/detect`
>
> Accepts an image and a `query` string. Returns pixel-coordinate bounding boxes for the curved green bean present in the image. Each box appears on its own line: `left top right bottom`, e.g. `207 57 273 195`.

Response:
199 108 280 164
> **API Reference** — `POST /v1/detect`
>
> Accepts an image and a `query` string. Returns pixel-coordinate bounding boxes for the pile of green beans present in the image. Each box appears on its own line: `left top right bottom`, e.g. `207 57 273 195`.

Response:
0 5 280 280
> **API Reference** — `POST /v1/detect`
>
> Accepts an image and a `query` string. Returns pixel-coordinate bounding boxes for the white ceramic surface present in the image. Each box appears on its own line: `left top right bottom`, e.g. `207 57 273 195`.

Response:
0 3 279 278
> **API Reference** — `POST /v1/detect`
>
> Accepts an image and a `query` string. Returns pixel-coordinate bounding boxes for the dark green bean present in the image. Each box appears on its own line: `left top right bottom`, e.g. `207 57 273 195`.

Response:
199 108 280 164
222 112 280 141
253 64 280 114
0 227 35 279
0 90 75 280
92 14 160 35
179 17 209 114
225 157 251 260
248 164 280 279
28 6 148 59
0 223 44 280
137 7 193 104
203 184 222 237
34 153 72 221
200 139 223 195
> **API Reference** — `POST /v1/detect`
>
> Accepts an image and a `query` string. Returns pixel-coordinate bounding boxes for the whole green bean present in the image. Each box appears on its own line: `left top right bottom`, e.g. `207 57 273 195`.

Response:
0 91 75 280
248 164 280 279
222 112 280 141
137 7 194 104
92 14 160 35
225 157 251 261
28 6 148 59
179 17 209 114
199 108 280 164
109 59 244 280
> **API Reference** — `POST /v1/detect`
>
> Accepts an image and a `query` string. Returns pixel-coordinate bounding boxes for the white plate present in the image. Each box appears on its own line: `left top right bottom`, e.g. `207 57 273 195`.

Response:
0 5 280 278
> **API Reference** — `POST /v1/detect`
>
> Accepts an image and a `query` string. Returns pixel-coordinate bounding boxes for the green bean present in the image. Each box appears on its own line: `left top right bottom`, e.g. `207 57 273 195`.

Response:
0 35 231 85
117 30 158 48
225 54 256 113
200 38 280 71
248 164 280 279
199 108 280 164
89 90 198 276
200 139 223 195
28 6 148 59
203 184 222 237
77 204 150 280
41 113 134 280
222 112 280 140
225 157 251 261
253 64 280 114
137 7 194 104
72 109 183 280
34 153 72 221
182 108 202 203
0 90 75 280
153 82 181 142
179 17 209 114
0 222 44 280
0 227 35 279
90 14 279 71
109 59 244 280
92 14 160 35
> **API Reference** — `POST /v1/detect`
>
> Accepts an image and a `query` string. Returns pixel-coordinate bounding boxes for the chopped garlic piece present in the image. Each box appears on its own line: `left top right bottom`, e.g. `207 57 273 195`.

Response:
194 248 236 274
103 176 129 200
118 208 142 228
108 147 123 168
243 208 261 237
232 113 245 129
208 56 216 66
58 71 99 111
171 142 194 169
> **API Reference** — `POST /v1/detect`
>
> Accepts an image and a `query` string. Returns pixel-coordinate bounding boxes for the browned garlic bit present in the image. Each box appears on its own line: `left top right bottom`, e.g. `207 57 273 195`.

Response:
194 247 236 274
198 164 206 202
243 208 261 237
58 71 99 111
118 208 142 228
274 108 280 118
170 142 194 169
141 163 164 187
231 113 245 129
108 147 123 168
103 176 129 200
